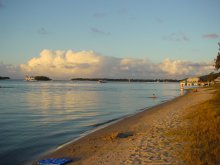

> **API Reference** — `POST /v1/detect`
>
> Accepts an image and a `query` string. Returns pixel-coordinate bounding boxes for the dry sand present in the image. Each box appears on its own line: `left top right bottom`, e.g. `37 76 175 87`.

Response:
32 87 214 165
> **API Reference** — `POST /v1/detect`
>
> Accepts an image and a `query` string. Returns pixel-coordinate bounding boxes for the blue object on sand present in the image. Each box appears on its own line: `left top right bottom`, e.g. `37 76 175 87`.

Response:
38 158 72 165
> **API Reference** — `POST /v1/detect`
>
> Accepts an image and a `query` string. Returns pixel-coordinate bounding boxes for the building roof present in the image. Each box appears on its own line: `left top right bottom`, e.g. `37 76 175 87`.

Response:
187 77 200 82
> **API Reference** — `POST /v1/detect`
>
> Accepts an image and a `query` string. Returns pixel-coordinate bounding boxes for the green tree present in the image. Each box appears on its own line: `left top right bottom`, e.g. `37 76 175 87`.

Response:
207 72 214 82
214 42 220 70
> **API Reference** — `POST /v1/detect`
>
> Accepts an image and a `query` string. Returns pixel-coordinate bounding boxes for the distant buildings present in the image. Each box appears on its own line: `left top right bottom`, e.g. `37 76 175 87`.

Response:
180 76 217 88
179 80 186 89
180 77 200 87
186 77 200 86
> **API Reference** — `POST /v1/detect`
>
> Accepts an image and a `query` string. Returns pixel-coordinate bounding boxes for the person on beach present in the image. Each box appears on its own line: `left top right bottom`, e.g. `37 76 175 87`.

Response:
152 93 157 99
180 83 184 90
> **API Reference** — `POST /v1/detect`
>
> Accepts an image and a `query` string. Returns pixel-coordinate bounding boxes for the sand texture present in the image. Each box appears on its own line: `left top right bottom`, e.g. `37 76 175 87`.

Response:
32 87 214 165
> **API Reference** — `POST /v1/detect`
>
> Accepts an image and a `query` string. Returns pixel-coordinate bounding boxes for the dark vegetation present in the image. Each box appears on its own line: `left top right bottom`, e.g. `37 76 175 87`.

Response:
215 52 220 70
199 72 220 82
214 42 220 70
0 76 10 80
34 76 51 81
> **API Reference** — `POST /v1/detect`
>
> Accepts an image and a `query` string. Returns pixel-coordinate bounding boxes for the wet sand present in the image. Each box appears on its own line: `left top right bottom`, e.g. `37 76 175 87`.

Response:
32 87 214 165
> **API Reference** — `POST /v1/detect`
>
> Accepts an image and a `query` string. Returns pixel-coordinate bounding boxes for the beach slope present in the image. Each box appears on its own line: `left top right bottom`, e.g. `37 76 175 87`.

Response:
32 87 216 164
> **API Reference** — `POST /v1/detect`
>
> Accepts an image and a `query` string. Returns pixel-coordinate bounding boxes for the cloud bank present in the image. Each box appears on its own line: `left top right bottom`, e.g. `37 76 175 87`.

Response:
17 49 213 80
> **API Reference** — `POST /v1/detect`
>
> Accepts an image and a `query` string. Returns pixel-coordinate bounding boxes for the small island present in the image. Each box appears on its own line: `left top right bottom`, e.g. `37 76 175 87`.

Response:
34 76 51 81
25 75 51 81
0 76 10 80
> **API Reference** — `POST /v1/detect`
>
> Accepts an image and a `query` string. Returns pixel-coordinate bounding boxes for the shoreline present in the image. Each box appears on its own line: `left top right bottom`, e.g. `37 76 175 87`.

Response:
30 92 181 164
32 87 214 164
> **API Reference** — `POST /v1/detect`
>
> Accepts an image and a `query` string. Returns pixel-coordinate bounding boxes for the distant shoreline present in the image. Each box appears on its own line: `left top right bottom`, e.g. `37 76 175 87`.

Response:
71 78 179 82
0 76 10 80
0 78 179 82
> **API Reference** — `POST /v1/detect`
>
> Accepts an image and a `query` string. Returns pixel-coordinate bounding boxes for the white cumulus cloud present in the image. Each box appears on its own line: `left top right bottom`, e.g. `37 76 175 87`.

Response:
159 58 213 77
20 50 103 79
18 49 214 80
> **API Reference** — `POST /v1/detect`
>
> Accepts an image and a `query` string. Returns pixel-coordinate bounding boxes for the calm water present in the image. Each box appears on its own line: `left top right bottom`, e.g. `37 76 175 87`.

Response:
0 80 181 165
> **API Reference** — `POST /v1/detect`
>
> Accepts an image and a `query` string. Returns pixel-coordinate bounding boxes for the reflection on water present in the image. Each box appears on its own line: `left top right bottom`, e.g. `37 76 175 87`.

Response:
0 80 180 165
180 89 185 96
24 89 100 124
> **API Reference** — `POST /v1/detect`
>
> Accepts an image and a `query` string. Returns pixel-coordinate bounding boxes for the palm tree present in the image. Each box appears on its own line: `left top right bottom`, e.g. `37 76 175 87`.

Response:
214 42 220 70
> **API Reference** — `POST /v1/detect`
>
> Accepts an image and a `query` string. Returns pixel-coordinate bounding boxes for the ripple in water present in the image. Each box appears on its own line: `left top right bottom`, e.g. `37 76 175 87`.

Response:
0 80 180 165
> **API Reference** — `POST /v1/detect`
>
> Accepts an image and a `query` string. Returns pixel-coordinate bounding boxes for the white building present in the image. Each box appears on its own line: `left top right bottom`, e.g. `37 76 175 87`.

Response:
180 80 186 89
186 77 200 86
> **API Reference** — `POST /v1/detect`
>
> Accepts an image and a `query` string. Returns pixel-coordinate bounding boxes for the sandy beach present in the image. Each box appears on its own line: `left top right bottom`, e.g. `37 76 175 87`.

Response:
32 87 215 165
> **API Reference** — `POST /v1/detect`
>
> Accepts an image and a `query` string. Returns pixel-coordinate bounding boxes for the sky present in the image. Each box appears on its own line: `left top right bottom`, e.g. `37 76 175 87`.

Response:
0 0 220 79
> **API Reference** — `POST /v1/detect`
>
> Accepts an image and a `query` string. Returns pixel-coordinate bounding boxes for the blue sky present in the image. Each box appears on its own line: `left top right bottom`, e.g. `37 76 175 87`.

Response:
0 0 219 79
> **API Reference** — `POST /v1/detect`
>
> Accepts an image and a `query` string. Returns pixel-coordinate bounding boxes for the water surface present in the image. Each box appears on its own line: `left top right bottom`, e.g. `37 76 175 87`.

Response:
0 80 181 165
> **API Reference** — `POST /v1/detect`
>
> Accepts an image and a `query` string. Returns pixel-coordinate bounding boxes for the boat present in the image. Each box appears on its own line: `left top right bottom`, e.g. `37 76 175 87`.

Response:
98 80 107 83
24 76 36 81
